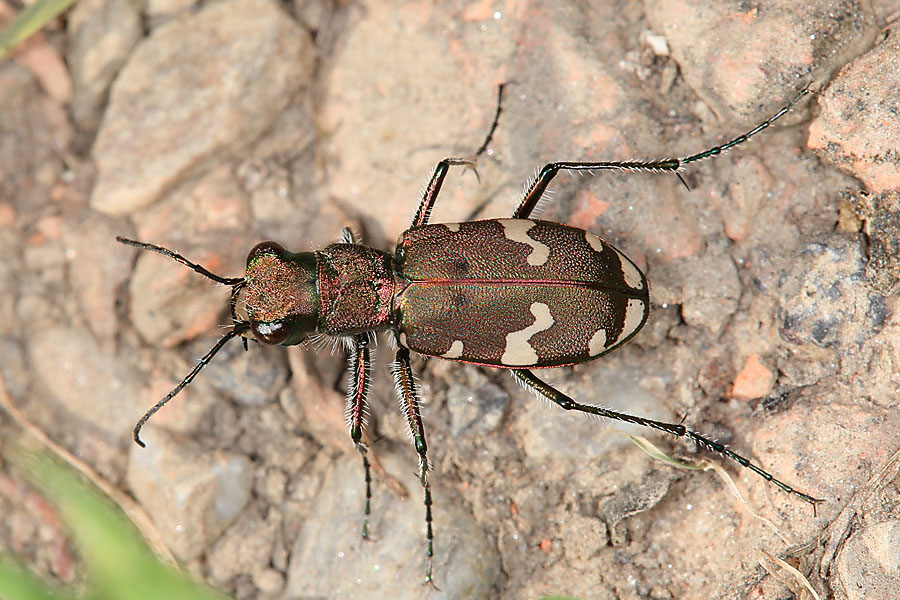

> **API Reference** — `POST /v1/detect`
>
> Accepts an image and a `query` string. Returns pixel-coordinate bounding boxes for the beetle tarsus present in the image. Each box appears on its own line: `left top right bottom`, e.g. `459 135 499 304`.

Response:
390 347 436 581
473 82 506 158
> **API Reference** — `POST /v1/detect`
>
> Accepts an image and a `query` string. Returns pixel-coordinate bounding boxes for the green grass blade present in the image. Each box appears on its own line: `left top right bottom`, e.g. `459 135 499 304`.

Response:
623 433 707 471
0 556 69 600
0 0 77 60
10 449 230 600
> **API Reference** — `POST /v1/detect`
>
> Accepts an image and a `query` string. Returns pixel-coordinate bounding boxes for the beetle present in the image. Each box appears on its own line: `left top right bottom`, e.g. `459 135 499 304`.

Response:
118 83 820 582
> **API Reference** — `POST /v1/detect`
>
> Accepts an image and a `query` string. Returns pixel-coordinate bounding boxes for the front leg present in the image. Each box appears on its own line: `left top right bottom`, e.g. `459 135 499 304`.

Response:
410 158 479 228
389 347 436 583
347 333 374 538
410 83 507 228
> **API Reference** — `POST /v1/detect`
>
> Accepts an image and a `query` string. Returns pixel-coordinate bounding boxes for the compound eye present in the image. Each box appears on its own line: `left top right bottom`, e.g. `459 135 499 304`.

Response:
251 320 291 345
247 241 286 267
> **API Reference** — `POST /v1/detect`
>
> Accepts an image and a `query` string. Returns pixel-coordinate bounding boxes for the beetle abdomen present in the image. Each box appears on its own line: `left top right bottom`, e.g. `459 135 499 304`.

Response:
394 219 649 367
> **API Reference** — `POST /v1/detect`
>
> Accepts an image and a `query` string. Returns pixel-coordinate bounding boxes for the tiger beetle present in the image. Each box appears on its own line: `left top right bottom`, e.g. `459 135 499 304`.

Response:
118 82 821 583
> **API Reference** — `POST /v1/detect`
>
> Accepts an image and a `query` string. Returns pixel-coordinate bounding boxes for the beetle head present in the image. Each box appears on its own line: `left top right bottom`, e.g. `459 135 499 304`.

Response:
116 236 319 447
236 241 319 346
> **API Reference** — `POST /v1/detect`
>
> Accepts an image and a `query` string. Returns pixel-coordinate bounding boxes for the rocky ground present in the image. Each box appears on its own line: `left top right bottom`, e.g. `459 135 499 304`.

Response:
1 1 899 599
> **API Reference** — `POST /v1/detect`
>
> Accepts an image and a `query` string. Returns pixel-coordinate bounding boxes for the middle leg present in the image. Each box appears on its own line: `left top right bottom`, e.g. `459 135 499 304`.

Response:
513 85 812 219
389 346 436 583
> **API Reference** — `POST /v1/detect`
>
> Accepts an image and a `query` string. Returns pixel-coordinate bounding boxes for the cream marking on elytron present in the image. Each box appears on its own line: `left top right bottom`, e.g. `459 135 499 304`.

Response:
622 298 646 342
501 302 554 366
445 223 460 232
499 219 550 266
585 230 605 254
588 327 608 356
442 340 464 359
585 232 643 289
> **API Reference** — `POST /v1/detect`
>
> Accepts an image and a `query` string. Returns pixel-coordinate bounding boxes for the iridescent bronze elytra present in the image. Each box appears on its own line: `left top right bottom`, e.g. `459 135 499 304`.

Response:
118 83 820 583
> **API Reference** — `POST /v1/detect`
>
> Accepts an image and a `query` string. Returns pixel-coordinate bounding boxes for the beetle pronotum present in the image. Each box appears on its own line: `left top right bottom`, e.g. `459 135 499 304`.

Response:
119 83 820 582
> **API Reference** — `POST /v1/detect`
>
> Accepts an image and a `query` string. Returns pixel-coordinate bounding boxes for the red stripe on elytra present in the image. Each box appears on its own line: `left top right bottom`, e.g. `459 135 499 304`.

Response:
403 277 644 295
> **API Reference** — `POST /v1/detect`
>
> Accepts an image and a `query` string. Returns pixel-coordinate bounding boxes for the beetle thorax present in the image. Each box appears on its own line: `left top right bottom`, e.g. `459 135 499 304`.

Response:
317 243 396 335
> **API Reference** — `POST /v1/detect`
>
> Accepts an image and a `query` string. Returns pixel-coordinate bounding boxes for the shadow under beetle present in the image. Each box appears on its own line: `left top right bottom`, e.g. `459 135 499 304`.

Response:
119 83 821 583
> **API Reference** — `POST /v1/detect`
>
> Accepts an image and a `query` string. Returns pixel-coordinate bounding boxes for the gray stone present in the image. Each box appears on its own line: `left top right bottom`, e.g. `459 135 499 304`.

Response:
0 337 28 399
90 0 315 214
127 427 253 561
145 0 197 24
778 235 884 349
680 253 740 336
28 326 145 440
517 364 670 460
446 369 508 436
834 520 900 600
207 508 277 585
286 452 501 599
203 340 289 407
67 0 142 132
63 215 133 346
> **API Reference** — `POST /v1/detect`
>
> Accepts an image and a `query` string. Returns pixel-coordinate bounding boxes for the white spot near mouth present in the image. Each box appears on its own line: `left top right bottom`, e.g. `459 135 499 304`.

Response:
442 340 464 359
499 219 550 266
501 302 554 366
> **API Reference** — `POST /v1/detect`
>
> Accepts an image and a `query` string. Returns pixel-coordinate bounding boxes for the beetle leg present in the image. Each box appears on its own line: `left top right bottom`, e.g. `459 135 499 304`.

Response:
514 158 683 219
410 83 507 228
511 369 823 508
513 84 812 219
472 81 506 158
339 226 357 244
410 158 479 228
389 347 436 583
347 333 374 539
